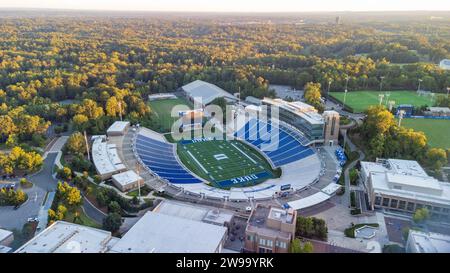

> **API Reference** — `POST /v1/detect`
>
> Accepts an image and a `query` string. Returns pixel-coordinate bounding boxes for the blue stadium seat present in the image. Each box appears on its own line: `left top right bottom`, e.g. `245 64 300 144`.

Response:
235 119 314 167
135 135 202 184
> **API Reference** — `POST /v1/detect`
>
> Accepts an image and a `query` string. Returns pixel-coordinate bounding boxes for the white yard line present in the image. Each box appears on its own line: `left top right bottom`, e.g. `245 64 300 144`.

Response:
231 142 257 164
187 150 209 174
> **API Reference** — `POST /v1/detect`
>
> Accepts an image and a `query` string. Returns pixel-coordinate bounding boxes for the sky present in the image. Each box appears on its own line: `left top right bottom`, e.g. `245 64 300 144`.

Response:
1 0 450 12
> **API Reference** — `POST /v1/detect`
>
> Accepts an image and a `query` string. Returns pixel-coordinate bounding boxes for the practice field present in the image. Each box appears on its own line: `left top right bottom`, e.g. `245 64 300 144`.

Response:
330 90 434 113
148 97 193 133
177 139 277 188
400 118 450 149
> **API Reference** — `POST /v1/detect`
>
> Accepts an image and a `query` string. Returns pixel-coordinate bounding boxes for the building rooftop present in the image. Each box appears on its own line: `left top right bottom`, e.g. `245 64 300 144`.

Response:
0 245 12 253
154 200 233 226
182 80 237 105
262 98 324 125
428 107 450 113
370 172 450 206
112 170 142 187
247 205 293 240
107 121 130 135
408 230 450 253
15 221 115 253
0 228 12 243
92 135 127 177
440 59 450 69
109 211 227 253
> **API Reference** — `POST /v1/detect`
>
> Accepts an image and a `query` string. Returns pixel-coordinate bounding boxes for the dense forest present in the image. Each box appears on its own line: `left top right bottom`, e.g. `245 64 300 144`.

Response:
0 11 449 152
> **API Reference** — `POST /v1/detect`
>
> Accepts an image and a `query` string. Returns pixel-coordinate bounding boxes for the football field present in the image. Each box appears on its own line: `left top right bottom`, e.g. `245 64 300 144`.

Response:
330 90 434 113
400 118 450 149
177 139 276 188
148 97 193 132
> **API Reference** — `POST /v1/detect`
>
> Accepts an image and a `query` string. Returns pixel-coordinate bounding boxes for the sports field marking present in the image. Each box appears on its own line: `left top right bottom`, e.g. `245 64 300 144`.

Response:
187 150 209 174
231 142 257 164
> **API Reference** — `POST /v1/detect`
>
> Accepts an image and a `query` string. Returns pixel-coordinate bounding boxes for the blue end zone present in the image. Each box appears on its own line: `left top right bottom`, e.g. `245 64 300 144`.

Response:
215 171 271 188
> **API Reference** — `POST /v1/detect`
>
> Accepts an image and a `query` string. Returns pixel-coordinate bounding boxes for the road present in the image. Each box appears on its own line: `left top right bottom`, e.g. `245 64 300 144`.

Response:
82 194 106 224
0 153 58 230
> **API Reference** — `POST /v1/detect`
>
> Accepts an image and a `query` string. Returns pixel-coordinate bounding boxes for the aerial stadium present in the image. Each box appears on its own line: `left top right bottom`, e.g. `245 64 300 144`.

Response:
121 81 343 203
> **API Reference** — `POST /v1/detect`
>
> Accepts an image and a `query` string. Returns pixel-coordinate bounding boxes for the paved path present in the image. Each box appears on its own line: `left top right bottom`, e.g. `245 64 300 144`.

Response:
82 194 106 224
0 153 58 230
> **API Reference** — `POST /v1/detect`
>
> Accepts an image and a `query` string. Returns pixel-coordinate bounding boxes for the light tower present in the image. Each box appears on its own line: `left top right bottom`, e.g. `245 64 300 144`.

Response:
327 79 333 100
343 76 349 107
447 87 450 97
388 100 396 112
417 79 423 92
385 92 391 106
398 110 406 127
378 94 385 105
379 76 385 92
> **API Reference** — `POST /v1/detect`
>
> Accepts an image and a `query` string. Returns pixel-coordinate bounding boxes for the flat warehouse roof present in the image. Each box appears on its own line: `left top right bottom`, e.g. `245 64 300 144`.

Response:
107 121 130 134
109 211 227 253
15 221 114 253
112 170 142 186
182 80 237 105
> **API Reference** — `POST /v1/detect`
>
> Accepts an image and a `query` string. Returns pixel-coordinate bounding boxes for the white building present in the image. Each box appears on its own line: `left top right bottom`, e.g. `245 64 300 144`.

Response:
92 135 127 180
406 230 450 253
107 121 130 137
361 158 450 222
261 98 328 144
180 80 238 107
111 170 144 192
439 59 450 70
109 211 228 253
15 221 119 253
0 228 13 247
153 200 233 227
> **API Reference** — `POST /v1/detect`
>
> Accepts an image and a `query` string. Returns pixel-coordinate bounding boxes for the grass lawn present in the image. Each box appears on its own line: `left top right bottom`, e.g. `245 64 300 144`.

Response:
148 97 193 133
400 118 450 149
177 139 277 188
330 90 434 113
64 208 101 229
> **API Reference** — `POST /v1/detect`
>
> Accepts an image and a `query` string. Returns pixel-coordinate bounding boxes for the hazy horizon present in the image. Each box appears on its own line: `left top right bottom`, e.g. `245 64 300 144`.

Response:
1 0 450 13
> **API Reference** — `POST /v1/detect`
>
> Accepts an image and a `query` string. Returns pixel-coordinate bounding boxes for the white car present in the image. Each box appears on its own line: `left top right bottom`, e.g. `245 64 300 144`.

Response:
27 217 39 222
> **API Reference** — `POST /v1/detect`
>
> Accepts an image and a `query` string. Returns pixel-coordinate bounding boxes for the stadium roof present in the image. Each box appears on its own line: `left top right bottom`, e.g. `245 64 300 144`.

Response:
15 221 116 253
182 80 237 105
262 98 324 125
92 135 127 178
109 211 227 253
408 230 450 253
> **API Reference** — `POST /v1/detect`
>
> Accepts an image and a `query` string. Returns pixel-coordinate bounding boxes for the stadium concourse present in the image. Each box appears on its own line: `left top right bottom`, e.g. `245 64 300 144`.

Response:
130 106 340 204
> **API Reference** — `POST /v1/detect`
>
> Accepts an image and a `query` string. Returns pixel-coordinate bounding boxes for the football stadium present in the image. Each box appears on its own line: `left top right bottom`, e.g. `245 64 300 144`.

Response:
126 81 342 202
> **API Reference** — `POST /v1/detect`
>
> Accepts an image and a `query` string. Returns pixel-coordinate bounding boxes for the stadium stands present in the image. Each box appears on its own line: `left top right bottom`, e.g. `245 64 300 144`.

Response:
235 119 314 167
135 134 202 184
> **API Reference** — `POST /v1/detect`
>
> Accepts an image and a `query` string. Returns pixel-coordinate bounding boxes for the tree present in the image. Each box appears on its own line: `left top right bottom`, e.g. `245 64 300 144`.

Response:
72 114 89 132
103 212 122 232
66 187 82 207
424 148 447 172
413 208 430 223
105 96 126 117
65 132 86 156
290 239 314 253
108 201 121 214
304 82 324 112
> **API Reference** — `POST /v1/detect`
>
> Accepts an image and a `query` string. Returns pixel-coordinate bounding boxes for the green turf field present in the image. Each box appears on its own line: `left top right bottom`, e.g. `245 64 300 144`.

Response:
330 90 434 113
400 118 450 149
177 139 277 188
148 97 193 132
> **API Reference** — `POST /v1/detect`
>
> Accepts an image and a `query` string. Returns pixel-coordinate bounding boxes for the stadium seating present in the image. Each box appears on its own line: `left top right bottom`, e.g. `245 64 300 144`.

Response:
235 119 314 167
135 134 202 184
